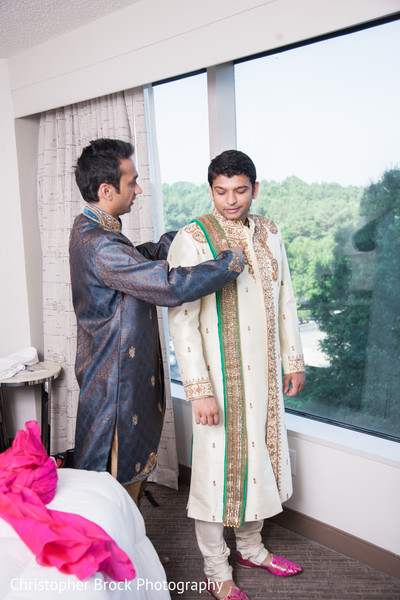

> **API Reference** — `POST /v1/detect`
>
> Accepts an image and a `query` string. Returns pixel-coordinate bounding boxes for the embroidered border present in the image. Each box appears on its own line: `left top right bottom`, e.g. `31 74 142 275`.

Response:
184 222 208 243
83 202 121 233
288 355 306 372
123 451 158 485
252 216 282 493
184 379 214 400
228 253 245 273
212 208 255 278
192 215 248 527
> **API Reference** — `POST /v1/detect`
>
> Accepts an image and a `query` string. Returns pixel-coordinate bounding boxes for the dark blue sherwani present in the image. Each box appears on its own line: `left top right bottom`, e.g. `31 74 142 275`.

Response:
69 204 244 485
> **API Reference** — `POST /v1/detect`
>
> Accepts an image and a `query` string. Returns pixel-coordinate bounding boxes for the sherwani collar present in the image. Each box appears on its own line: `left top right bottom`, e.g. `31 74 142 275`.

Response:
211 207 255 235
83 202 122 233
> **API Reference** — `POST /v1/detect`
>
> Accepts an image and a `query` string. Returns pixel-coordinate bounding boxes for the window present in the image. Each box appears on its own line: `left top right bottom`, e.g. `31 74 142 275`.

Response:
153 18 400 441
235 19 400 439
153 72 211 380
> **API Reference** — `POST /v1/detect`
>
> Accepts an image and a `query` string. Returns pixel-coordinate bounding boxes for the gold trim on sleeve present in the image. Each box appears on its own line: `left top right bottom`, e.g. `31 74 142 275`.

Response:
288 355 306 372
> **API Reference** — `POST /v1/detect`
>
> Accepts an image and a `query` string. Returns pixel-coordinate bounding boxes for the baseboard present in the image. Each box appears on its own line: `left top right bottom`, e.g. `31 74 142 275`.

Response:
271 507 400 580
178 464 399 580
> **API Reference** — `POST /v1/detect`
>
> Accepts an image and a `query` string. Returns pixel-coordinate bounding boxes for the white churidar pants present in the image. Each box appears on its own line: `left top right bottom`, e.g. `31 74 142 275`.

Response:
195 519 269 581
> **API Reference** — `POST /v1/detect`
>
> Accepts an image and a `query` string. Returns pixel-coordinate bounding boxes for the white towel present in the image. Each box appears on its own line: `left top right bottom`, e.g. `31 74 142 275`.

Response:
0 347 39 381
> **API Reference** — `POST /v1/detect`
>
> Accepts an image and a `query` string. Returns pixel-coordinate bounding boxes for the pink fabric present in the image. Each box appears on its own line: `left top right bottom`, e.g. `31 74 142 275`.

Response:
0 420 136 581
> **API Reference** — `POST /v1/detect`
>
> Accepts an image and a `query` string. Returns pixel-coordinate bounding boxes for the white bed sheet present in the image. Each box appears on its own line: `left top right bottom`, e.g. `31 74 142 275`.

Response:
0 469 170 599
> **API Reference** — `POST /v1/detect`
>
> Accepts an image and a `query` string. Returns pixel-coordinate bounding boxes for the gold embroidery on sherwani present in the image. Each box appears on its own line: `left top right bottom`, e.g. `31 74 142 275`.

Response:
288 355 306 372
254 224 279 282
228 253 245 273
192 213 248 528
184 378 213 400
125 452 158 484
83 202 121 233
186 211 250 274
252 215 282 493
184 222 208 243
264 218 278 234
210 208 256 278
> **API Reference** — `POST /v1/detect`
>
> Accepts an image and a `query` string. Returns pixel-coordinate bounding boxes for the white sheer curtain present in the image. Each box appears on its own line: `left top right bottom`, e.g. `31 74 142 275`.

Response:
37 88 178 489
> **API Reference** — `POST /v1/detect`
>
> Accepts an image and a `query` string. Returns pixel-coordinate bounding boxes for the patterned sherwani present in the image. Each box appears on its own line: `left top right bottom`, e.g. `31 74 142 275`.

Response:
168 209 305 526
69 203 244 486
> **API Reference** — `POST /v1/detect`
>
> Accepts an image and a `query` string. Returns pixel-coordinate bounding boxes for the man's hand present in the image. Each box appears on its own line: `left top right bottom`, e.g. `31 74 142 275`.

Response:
192 396 220 426
221 239 244 256
283 372 306 396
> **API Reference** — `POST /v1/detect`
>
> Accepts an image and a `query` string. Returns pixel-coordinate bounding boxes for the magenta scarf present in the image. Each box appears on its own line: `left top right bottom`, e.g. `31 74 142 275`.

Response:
0 420 135 581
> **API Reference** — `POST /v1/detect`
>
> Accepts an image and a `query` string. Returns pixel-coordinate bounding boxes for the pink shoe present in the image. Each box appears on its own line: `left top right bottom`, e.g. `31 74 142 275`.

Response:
206 579 250 600
236 551 302 576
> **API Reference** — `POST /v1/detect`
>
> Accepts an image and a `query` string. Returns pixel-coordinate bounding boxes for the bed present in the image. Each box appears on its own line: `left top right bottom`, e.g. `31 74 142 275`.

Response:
0 460 171 599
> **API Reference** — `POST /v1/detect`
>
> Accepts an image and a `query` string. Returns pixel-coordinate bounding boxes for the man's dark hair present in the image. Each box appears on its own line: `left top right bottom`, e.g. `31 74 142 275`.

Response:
208 149 257 188
75 138 134 203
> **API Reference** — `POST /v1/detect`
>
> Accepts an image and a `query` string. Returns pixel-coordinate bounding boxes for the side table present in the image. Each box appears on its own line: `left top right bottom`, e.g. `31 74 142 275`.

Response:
0 361 61 455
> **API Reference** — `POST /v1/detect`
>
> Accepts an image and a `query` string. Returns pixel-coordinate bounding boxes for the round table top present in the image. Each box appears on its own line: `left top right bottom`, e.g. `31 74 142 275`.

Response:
0 361 62 386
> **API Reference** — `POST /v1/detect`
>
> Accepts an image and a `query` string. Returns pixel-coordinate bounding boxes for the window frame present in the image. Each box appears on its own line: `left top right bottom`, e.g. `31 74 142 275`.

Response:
150 13 400 445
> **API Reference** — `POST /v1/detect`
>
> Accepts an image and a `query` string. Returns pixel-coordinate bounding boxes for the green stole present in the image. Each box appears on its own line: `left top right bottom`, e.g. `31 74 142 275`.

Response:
191 215 248 527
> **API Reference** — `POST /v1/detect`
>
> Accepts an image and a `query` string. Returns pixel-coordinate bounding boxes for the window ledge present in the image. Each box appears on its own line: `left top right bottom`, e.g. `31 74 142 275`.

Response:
285 413 400 467
171 381 186 401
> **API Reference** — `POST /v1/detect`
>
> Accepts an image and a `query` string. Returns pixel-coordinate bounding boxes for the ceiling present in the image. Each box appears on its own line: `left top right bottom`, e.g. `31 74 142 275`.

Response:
0 0 141 58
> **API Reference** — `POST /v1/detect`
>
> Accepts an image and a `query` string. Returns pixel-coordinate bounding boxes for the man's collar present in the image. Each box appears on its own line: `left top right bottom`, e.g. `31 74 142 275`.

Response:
211 206 252 229
83 202 121 233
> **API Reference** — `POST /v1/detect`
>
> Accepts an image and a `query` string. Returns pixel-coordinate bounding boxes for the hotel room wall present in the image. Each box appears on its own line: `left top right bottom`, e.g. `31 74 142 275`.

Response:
8 0 400 117
0 62 40 431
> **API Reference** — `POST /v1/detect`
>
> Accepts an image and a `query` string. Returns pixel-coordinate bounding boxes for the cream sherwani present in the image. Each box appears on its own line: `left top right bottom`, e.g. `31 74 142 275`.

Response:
168 209 304 526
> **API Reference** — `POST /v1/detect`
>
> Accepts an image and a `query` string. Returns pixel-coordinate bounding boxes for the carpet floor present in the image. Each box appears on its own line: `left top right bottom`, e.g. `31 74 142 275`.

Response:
140 482 400 600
